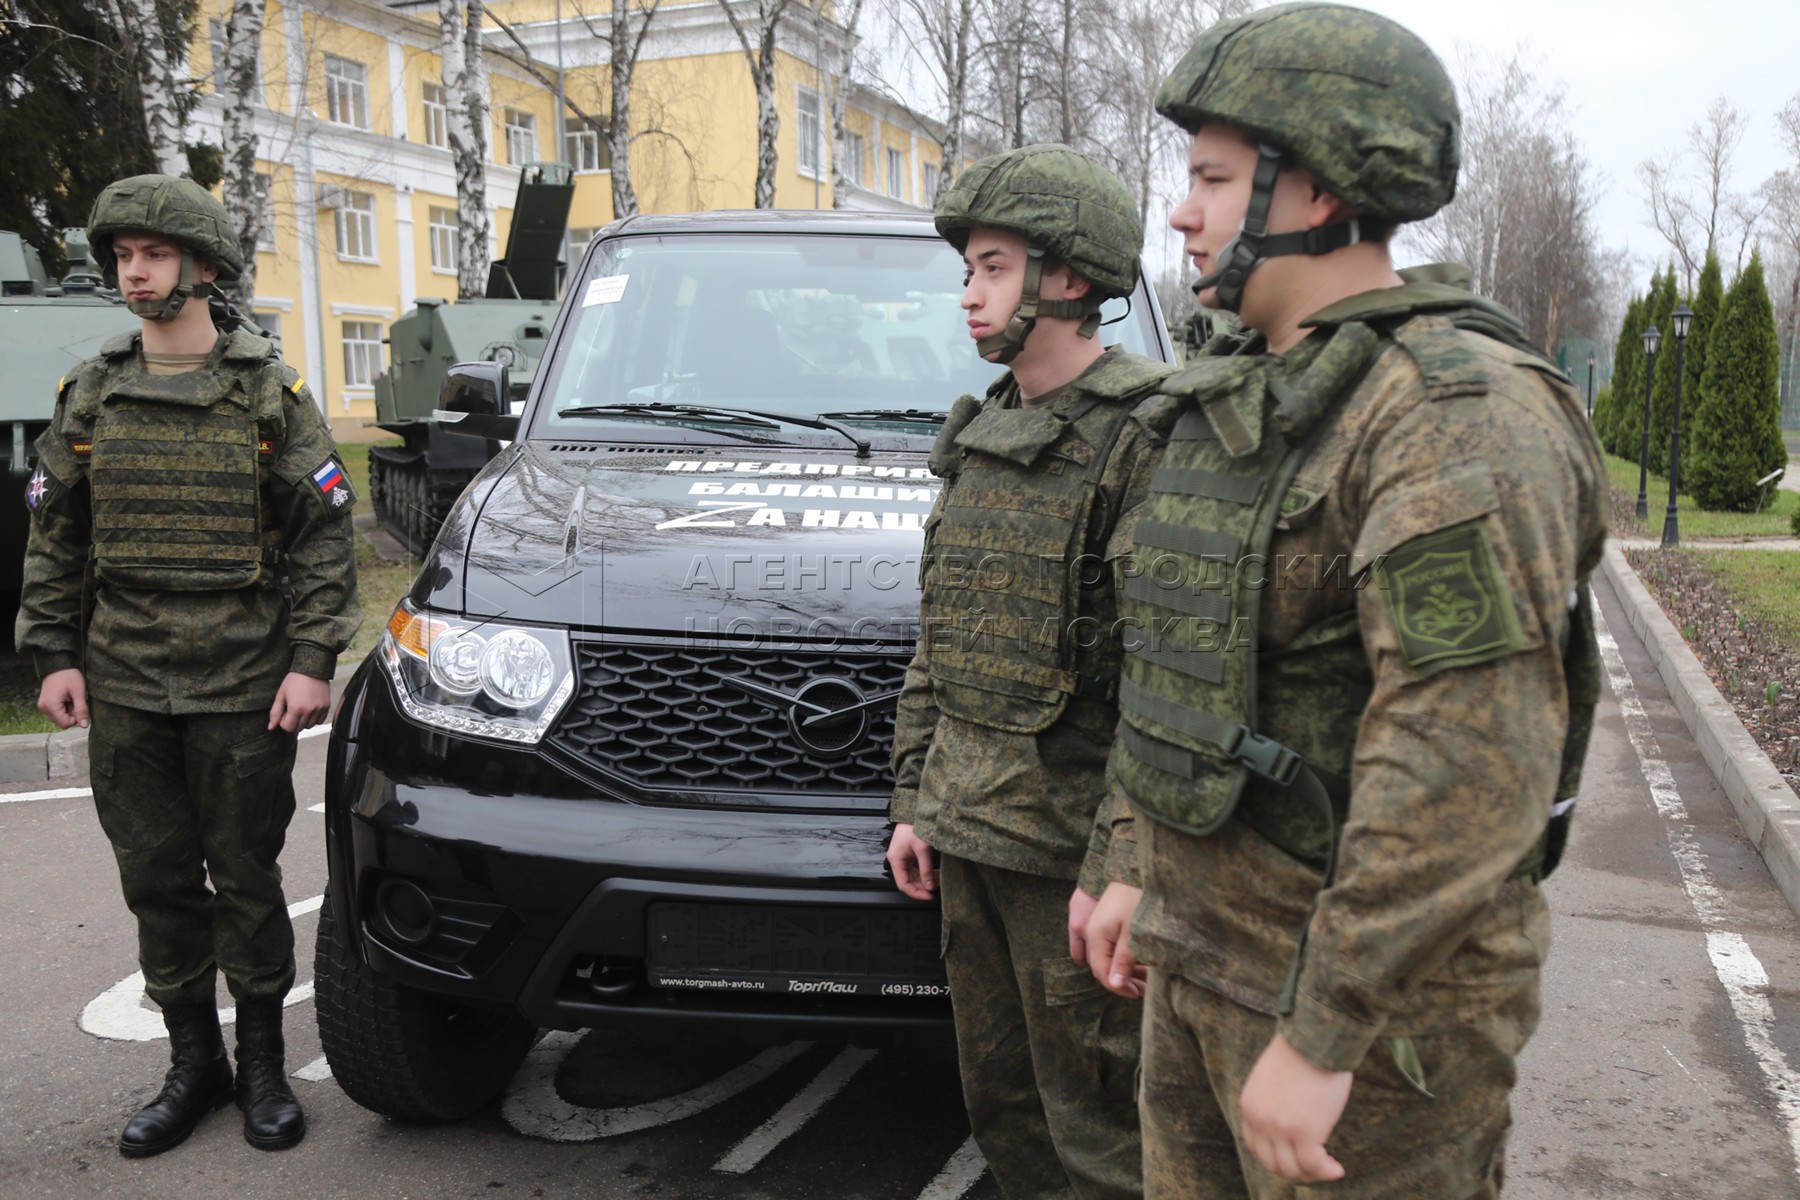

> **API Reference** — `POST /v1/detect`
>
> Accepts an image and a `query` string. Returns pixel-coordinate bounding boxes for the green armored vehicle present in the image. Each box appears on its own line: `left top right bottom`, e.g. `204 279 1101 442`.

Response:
370 163 575 554
0 229 134 610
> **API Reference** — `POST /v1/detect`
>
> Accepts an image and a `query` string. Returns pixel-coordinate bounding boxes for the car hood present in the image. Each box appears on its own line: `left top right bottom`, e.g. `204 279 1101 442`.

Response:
424 441 939 643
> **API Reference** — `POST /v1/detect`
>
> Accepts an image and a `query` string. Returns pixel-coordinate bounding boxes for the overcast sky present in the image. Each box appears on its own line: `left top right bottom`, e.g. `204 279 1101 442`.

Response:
1357 0 1800 276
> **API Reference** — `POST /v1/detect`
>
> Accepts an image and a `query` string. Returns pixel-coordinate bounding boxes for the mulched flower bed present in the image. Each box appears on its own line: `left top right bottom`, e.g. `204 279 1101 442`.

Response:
1624 547 1800 792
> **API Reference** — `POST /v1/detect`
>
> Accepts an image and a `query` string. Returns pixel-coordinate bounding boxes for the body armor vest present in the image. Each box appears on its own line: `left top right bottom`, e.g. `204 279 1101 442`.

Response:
64 332 290 592
922 352 1172 734
1114 315 1596 880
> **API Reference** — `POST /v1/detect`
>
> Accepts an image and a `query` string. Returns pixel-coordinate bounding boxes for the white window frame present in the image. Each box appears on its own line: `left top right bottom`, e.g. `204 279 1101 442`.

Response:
566 227 599 267
842 131 865 186
796 86 823 179
886 148 905 200
334 190 378 262
342 320 384 387
564 119 608 174
504 108 538 166
922 162 940 204
428 205 458 274
422 81 448 148
324 55 369 129
255 172 276 251
254 310 282 343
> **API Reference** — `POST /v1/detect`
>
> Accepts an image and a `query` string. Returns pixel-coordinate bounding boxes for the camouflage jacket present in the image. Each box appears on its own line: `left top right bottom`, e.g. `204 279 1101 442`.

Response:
891 347 1169 886
1102 280 1608 1071
15 330 363 713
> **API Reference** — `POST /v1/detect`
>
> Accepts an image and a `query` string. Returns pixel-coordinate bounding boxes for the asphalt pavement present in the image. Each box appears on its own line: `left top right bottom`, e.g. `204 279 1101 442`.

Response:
3 575 1800 1198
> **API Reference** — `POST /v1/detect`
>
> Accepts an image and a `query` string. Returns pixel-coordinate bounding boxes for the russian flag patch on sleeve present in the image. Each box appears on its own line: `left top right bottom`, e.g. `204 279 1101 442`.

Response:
311 458 354 508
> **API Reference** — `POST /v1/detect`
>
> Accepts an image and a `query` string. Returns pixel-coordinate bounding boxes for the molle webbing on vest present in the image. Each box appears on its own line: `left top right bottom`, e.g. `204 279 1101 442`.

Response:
1115 323 1383 843
922 394 1137 734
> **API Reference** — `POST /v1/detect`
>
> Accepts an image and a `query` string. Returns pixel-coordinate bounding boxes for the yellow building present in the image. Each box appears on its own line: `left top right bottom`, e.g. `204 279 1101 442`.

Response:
182 0 975 437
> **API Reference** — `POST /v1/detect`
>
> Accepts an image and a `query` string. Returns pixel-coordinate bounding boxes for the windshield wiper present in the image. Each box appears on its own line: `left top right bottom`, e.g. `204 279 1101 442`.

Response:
820 408 948 424
561 401 872 458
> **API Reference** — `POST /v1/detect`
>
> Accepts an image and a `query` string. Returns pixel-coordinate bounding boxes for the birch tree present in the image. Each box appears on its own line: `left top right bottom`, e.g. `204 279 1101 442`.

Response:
1639 96 1752 290
439 0 492 298
823 0 867 208
102 0 189 174
883 0 973 202
718 0 795 209
218 0 266 306
606 0 662 217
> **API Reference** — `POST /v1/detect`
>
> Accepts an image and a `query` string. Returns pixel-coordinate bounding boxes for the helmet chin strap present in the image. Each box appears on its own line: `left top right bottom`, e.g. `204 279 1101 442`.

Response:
978 247 1108 364
1191 144 1365 314
125 248 213 322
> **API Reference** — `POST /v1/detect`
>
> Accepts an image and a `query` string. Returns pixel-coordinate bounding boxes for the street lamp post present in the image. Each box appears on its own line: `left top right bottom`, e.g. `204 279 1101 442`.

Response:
1637 323 1662 520
1663 303 1694 548
1586 349 1597 420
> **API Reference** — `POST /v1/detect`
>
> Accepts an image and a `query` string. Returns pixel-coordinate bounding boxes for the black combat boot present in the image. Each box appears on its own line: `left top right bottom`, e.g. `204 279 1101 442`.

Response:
233 1000 306 1150
118 1003 235 1157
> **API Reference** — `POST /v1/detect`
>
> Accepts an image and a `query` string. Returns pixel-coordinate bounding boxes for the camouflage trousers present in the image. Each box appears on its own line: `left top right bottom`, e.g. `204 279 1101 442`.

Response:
1140 968 1538 1199
940 856 1143 1200
88 698 299 1009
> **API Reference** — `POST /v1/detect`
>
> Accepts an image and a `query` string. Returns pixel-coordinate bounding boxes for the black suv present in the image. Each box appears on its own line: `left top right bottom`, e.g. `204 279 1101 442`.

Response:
315 210 1172 1121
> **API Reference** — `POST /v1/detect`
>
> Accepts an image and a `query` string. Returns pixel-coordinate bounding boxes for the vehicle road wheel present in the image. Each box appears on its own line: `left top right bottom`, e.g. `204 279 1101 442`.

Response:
313 891 536 1122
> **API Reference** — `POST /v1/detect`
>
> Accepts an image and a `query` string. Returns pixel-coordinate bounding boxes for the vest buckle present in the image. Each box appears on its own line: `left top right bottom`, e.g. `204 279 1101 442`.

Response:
1230 727 1302 787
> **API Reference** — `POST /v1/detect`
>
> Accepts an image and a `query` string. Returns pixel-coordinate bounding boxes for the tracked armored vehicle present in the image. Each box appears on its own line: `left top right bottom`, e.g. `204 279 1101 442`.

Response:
0 230 134 615
369 164 575 554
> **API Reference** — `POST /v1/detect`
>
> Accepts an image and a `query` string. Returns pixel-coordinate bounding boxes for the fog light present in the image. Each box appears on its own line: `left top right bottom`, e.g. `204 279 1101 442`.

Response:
376 878 438 946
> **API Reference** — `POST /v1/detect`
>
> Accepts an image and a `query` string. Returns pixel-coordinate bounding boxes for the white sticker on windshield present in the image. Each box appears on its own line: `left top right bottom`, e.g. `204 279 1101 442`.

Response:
582 275 630 307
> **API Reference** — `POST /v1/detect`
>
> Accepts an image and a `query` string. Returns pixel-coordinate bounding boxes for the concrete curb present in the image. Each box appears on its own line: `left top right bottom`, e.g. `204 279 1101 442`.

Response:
1602 543 1800 918
0 673 356 785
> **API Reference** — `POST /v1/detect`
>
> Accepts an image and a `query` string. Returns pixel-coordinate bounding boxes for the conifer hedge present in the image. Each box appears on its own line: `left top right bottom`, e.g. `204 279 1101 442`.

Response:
1687 252 1786 510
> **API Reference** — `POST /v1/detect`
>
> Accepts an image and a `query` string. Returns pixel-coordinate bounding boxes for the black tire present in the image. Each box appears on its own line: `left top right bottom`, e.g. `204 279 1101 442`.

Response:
313 891 537 1122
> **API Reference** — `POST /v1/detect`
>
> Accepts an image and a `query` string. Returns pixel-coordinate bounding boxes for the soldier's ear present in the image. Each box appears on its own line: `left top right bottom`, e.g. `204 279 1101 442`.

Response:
194 255 221 285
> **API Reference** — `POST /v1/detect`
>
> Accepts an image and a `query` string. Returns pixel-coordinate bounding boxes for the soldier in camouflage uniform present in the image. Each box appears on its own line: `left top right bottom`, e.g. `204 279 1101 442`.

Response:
885 145 1172 1200
1077 6 1608 1196
17 175 361 1157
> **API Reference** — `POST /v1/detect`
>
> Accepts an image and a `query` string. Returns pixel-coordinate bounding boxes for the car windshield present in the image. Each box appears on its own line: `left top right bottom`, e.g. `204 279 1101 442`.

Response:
532 231 1161 433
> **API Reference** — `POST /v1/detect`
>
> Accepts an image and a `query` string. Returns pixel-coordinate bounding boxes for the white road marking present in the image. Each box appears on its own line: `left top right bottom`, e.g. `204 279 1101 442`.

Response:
79 893 325 1042
712 1046 879 1174
294 1055 334 1082
916 1135 988 1200
1597 606 1800 1179
500 1030 813 1142
2 723 329 805
0 786 90 804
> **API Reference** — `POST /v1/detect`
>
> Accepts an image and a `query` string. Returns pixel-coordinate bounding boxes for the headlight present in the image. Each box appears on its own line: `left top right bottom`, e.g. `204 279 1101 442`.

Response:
381 601 574 743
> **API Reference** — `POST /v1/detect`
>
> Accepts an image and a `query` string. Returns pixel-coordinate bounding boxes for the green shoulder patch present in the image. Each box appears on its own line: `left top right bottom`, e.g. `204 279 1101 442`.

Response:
1375 518 1523 677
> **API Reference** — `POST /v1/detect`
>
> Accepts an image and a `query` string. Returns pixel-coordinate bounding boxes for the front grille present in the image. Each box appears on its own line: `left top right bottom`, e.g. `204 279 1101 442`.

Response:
547 639 910 797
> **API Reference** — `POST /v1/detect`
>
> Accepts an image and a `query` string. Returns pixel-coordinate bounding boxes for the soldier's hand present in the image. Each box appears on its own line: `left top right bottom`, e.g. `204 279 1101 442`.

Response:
269 672 332 733
1084 881 1146 998
1239 1032 1352 1184
886 823 938 900
37 668 89 730
1067 886 1099 964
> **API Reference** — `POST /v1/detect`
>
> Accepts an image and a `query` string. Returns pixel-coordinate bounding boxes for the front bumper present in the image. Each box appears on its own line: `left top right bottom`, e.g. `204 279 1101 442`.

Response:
326 662 951 1041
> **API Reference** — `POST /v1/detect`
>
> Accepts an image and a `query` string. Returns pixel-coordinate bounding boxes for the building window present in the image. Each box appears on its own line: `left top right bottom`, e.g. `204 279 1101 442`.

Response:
564 118 610 173
207 19 259 91
324 55 369 129
566 227 599 266
796 87 823 178
886 148 905 200
922 162 940 204
504 108 537 166
255 172 276 251
254 311 281 343
334 190 377 261
429 206 458 273
842 131 865 186
422 81 448 148
342 321 383 387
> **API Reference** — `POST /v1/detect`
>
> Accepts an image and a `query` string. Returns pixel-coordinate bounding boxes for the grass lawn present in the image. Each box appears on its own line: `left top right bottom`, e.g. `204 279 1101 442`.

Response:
1691 549 1800 648
0 439 417 738
1603 451 1798 540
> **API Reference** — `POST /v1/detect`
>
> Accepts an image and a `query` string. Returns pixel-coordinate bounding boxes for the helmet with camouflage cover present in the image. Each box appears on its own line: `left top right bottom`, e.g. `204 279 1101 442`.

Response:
88 174 244 321
935 144 1143 362
1155 2 1460 311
